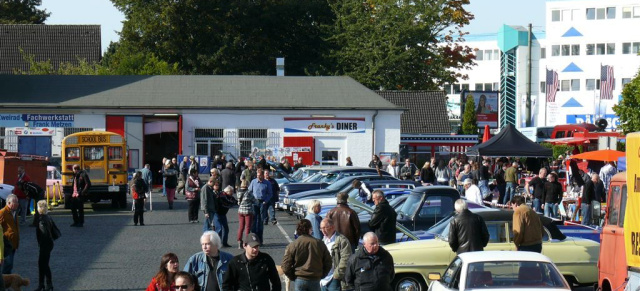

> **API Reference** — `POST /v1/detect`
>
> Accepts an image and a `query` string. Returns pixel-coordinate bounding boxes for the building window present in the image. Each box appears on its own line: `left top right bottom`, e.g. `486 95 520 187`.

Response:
597 43 606 55
623 43 631 54
461 84 470 91
443 84 452 94
540 81 546 93
561 80 571 91
607 7 616 19
474 83 483 91
597 8 606 19
552 10 561 21
586 8 595 20
194 128 224 157
0 127 4 150
607 43 615 54
484 83 493 91
561 45 570 56
571 44 580 55
493 82 499 90
541 47 546 59
475 50 483 61
634 42 640 54
485 50 493 60
552 45 560 56
571 79 580 91
623 6 640 18
572 9 580 20
562 9 571 21
623 78 632 88
586 79 596 91
453 84 461 94
586 44 595 55
64 128 93 136
238 129 267 158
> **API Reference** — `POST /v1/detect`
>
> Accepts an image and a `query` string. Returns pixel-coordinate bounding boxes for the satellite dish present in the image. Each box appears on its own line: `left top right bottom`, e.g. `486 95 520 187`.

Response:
595 118 608 131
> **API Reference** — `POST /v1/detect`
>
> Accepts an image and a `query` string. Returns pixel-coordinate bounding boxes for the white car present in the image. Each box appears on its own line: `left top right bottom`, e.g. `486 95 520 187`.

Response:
427 251 571 291
0 184 14 200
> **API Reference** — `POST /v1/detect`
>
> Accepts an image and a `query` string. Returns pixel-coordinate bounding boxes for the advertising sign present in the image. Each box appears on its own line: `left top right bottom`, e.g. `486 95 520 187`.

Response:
624 132 640 268
0 114 24 127
12 127 55 136
22 114 74 127
460 91 498 128
284 117 366 133
566 114 620 130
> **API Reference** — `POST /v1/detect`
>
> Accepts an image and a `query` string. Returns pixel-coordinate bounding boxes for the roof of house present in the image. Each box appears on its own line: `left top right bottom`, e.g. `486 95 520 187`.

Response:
376 91 451 134
0 24 101 74
0 75 402 110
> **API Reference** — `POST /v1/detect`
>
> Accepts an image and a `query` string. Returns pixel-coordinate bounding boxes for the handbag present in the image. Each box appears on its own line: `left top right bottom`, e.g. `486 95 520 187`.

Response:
185 176 198 200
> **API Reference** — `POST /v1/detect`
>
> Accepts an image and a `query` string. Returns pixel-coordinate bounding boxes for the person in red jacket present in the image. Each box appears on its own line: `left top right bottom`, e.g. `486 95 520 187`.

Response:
14 166 30 225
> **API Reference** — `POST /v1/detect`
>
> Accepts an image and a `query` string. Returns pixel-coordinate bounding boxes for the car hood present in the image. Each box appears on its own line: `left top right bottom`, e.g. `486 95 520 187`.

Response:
284 182 328 189
384 236 448 252
288 189 334 200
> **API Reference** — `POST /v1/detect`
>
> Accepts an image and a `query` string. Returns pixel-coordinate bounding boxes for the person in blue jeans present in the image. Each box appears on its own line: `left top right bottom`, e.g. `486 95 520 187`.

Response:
214 186 233 248
248 170 272 244
502 162 518 205
201 178 218 232
264 170 280 225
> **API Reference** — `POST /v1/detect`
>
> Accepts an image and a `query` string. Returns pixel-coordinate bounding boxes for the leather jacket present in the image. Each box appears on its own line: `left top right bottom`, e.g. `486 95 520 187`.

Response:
448 209 490 254
326 203 361 248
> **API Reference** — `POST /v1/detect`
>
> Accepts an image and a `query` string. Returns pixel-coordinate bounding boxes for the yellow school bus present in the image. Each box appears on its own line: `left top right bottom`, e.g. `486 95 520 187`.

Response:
61 131 128 208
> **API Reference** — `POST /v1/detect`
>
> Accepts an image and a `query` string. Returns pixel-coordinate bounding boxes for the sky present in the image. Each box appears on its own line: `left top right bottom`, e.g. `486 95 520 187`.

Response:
40 0 547 54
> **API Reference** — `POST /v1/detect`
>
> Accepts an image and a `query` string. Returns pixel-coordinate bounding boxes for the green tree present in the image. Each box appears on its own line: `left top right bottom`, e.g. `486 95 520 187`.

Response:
461 96 477 134
111 0 334 75
326 0 475 90
613 68 640 134
0 0 49 24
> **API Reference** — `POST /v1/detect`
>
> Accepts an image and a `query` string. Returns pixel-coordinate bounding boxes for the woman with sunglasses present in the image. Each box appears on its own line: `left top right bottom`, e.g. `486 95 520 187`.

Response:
146 253 179 291
173 271 200 291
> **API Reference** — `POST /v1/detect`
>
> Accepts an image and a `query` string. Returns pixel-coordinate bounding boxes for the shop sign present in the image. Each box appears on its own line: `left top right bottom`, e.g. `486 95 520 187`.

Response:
0 114 25 127
12 127 55 136
284 117 365 133
22 114 74 127
566 114 620 130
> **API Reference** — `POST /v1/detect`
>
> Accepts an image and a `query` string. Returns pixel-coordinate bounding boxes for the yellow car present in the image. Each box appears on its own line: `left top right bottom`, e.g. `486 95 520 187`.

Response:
385 209 599 291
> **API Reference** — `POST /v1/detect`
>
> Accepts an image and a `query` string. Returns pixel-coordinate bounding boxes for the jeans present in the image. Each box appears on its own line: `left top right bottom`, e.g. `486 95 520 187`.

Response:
214 213 229 245
70 196 84 225
166 188 175 209
497 184 506 203
544 203 557 218
2 248 15 274
133 199 145 225
321 278 341 291
203 214 214 232
265 202 276 223
162 177 166 196
187 199 200 222
581 203 592 225
252 203 266 243
478 180 489 198
295 278 321 291
503 182 516 205
38 244 53 287
518 243 542 253
532 198 542 213
18 198 28 223
237 214 253 242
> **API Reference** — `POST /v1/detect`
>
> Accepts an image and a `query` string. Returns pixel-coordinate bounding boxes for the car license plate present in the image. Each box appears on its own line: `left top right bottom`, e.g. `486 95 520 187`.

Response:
108 186 119 192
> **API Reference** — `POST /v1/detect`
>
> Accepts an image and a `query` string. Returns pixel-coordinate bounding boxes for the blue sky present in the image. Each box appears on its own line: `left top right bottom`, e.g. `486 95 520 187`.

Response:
41 0 547 54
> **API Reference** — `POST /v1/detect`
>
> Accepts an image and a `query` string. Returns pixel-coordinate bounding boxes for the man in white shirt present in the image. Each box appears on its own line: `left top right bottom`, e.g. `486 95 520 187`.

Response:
599 162 617 194
320 218 352 291
463 178 483 206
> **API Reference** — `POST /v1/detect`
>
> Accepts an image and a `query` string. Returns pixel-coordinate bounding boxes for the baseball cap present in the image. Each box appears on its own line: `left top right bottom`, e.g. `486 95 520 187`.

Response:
243 233 261 247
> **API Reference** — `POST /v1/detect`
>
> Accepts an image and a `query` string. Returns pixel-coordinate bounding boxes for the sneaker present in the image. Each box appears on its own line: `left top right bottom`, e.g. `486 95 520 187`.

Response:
238 242 243 250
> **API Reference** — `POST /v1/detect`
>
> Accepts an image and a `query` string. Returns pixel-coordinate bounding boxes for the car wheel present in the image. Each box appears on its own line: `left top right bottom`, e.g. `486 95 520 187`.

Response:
393 274 427 291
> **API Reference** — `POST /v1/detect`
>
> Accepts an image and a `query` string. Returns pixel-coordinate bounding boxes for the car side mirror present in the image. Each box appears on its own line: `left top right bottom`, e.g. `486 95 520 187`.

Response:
428 272 441 281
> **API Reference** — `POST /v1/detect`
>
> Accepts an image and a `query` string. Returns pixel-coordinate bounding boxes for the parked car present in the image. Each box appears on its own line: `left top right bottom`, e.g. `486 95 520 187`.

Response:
294 180 419 217
385 209 600 291
427 251 571 291
289 166 341 183
265 161 296 185
278 167 392 210
283 175 398 212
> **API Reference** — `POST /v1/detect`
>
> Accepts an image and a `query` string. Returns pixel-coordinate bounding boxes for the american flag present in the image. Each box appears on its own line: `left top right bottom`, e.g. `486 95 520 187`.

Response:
546 69 558 102
600 65 614 100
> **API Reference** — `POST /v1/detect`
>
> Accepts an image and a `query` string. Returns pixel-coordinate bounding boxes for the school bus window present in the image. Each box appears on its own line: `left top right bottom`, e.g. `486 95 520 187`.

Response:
108 147 123 160
84 146 105 161
66 148 80 162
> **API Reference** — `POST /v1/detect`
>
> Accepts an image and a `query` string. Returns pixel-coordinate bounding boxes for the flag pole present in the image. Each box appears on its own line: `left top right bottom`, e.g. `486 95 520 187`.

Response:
545 67 548 126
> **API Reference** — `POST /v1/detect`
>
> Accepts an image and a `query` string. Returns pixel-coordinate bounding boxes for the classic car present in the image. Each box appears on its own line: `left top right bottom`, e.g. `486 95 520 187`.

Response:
385 209 599 291
427 251 570 291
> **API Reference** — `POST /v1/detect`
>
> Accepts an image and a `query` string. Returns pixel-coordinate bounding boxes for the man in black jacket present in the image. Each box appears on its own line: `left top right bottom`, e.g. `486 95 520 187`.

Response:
448 199 489 254
581 173 603 225
368 190 397 245
526 168 547 213
542 173 563 219
70 164 91 227
345 232 395 291
220 162 236 190
222 233 281 291
19 181 45 226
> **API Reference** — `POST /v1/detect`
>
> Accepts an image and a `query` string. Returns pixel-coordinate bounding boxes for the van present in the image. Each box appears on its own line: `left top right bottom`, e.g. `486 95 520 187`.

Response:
598 172 627 291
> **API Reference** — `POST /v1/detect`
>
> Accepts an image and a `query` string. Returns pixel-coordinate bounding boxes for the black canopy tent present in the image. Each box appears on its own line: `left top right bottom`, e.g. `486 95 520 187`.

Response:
466 124 553 158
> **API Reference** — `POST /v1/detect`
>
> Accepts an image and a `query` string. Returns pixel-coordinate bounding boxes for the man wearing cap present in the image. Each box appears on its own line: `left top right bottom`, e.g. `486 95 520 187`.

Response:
222 233 281 291
463 179 483 205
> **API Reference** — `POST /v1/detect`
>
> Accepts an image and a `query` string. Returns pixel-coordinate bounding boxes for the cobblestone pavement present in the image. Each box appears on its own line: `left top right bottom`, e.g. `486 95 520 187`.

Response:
13 191 298 290
12 191 595 291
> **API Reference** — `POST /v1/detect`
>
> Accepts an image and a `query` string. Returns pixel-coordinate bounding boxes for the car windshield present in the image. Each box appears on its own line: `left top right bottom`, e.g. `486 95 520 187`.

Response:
327 177 356 191
465 261 568 289
300 172 323 182
318 173 339 183
398 191 424 217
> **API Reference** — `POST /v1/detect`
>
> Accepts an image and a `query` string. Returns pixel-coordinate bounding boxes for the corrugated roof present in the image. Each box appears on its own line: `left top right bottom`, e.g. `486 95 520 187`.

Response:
376 91 451 134
0 24 101 74
0 75 402 110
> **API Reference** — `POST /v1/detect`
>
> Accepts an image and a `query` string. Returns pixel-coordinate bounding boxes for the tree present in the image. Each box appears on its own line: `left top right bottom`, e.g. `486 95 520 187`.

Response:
613 68 640 134
326 0 475 90
0 0 49 24
461 96 477 134
111 0 334 75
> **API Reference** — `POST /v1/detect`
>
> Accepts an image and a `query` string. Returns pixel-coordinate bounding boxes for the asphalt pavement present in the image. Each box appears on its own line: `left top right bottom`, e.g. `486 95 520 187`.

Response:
12 190 595 291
